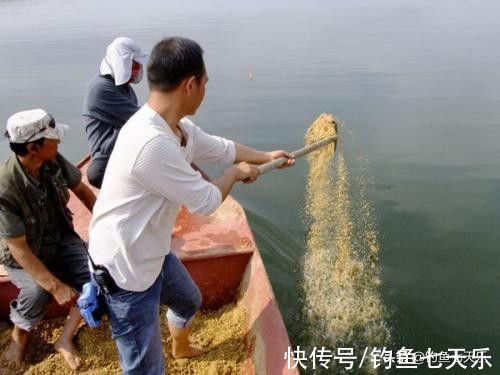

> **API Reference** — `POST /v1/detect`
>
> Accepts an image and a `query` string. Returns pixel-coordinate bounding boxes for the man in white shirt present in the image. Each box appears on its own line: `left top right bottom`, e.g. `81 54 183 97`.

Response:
88 37 294 374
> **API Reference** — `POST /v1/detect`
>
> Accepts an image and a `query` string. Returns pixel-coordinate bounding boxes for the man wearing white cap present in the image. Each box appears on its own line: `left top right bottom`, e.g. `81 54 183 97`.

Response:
83 37 148 188
0 109 96 369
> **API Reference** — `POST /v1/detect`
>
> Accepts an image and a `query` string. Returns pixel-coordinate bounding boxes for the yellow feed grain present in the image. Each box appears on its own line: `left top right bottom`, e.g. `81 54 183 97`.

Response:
0 303 247 375
302 114 390 373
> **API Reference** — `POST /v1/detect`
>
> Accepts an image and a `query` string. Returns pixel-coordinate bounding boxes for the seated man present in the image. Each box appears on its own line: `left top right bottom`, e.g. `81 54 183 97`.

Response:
0 109 96 369
83 37 148 188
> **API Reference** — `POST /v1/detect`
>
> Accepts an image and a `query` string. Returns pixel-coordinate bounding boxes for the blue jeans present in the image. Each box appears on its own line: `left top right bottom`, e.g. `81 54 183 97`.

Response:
104 253 202 375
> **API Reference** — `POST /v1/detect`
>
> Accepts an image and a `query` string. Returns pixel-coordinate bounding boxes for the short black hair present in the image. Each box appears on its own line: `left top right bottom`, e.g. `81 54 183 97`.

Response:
147 37 205 92
5 132 45 156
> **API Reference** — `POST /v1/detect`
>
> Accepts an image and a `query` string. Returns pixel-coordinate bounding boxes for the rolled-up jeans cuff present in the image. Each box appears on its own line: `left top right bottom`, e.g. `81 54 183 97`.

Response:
166 308 195 329
10 301 42 332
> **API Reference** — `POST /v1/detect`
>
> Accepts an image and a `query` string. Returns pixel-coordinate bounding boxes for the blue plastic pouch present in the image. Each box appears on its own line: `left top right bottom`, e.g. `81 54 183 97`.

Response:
77 281 105 328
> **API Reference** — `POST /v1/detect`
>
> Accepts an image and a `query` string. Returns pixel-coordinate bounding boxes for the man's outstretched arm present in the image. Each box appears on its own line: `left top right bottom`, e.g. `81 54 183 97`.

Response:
234 143 295 168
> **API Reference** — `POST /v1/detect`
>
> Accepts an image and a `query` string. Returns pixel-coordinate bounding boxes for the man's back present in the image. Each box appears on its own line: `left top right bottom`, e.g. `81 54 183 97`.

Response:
83 74 139 159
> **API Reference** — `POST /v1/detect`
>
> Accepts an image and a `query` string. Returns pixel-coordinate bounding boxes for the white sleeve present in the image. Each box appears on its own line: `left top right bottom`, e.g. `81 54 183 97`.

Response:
192 125 236 165
132 135 222 216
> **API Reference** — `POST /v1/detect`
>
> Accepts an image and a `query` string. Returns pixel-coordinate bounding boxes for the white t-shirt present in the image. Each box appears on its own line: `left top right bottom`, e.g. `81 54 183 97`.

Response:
88 103 236 291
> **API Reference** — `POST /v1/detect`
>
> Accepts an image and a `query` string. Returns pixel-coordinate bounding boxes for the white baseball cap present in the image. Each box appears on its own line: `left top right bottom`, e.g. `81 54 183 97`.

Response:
6 109 69 144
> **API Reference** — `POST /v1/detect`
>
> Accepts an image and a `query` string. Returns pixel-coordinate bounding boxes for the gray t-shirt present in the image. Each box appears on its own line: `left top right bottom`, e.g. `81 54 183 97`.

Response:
82 74 139 161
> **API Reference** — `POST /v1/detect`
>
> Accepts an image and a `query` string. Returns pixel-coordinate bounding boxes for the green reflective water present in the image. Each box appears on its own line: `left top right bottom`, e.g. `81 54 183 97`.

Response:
1 0 499 373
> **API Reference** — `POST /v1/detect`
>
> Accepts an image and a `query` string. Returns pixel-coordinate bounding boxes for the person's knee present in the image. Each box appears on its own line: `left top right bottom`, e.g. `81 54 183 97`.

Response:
11 284 51 325
21 284 51 312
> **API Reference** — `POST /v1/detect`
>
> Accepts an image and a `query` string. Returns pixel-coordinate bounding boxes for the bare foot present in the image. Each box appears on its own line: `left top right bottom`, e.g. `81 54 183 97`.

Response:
3 326 28 368
3 340 25 367
54 339 82 370
172 344 204 359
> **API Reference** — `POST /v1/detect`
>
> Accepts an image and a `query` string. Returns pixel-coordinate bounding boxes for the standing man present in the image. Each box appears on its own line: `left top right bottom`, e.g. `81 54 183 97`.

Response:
83 37 148 188
0 109 96 369
88 37 294 374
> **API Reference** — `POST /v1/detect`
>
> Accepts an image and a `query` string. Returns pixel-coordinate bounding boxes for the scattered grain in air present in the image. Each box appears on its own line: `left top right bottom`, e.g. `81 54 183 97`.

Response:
302 113 390 373
0 302 247 375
